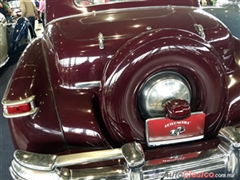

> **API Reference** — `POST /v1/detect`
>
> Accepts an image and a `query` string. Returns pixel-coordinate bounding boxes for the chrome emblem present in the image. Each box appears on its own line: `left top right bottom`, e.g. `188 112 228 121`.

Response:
98 32 104 49
194 24 205 39
170 126 185 136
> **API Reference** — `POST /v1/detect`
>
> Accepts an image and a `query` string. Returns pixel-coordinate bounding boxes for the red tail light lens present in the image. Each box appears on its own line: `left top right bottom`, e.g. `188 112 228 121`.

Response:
2 95 39 118
7 103 31 114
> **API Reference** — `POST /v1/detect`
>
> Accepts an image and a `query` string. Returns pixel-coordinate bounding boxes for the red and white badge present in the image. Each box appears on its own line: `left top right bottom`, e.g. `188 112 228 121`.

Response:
146 112 205 147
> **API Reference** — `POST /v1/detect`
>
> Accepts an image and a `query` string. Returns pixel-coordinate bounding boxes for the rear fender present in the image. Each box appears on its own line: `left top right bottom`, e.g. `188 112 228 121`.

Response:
2 38 67 153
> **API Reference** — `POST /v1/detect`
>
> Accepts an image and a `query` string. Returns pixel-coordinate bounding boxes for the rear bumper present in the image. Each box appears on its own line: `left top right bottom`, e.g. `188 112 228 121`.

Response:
10 126 240 180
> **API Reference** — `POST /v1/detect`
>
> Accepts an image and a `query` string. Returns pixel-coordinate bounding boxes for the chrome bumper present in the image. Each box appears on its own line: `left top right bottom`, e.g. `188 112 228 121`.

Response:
10 127 240 180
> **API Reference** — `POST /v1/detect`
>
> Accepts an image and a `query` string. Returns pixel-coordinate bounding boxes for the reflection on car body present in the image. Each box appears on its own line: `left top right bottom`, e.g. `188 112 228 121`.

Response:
3 0 240 179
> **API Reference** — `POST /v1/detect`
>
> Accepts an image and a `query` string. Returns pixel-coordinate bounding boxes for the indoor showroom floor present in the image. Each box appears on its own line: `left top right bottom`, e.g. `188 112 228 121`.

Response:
0 20 44 180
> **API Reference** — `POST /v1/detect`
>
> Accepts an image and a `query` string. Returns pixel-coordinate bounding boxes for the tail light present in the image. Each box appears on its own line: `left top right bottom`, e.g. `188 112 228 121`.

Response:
2 95 39 118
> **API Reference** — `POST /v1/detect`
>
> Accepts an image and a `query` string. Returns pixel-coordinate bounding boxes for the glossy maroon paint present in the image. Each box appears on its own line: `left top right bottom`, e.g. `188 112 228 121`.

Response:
5 39 67 153
100 29 228 144
45 0 200 24
3 0 240 155
45 6 235 86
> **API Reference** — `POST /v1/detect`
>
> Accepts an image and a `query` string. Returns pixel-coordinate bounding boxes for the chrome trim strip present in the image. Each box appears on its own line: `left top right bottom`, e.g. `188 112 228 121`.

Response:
148 135 204 147
69 166 129 180
75 81 101 89
194 23 206 39
9 166 25 180
57 148 123 167
98 32 104 49
2 95 36 106
9 127 240 180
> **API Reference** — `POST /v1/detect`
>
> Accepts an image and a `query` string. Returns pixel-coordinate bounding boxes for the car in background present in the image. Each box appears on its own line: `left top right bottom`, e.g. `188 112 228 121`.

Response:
3 0 240 179
203 2 240 38
0 12 36 68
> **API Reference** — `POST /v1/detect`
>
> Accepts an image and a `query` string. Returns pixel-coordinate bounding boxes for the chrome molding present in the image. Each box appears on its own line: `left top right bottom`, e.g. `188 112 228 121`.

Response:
3 108 39 118
194 23 206 39
9 126 240 180
2 95 36 106
60 81 101 89
75 81 101 89
98 32 104 49
2 95 39 118
147 135 204 147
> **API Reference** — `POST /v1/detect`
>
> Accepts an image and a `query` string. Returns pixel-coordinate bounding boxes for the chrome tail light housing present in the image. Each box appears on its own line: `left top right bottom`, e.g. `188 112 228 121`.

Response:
2 95 39 118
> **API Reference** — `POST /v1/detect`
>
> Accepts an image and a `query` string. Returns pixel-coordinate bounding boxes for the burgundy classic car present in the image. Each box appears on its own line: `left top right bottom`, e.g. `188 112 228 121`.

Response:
2 0 240 179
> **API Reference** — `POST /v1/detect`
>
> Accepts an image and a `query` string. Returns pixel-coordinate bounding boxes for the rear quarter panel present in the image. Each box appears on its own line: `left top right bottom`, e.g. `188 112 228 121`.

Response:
4 38 67 153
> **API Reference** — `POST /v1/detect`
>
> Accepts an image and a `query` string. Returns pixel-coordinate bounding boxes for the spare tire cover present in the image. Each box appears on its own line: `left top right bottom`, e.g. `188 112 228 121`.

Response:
100 29 228 145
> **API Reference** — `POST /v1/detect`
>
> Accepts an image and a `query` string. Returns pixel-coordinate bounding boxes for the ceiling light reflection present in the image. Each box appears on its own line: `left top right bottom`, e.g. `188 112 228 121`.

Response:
228 75 236 89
